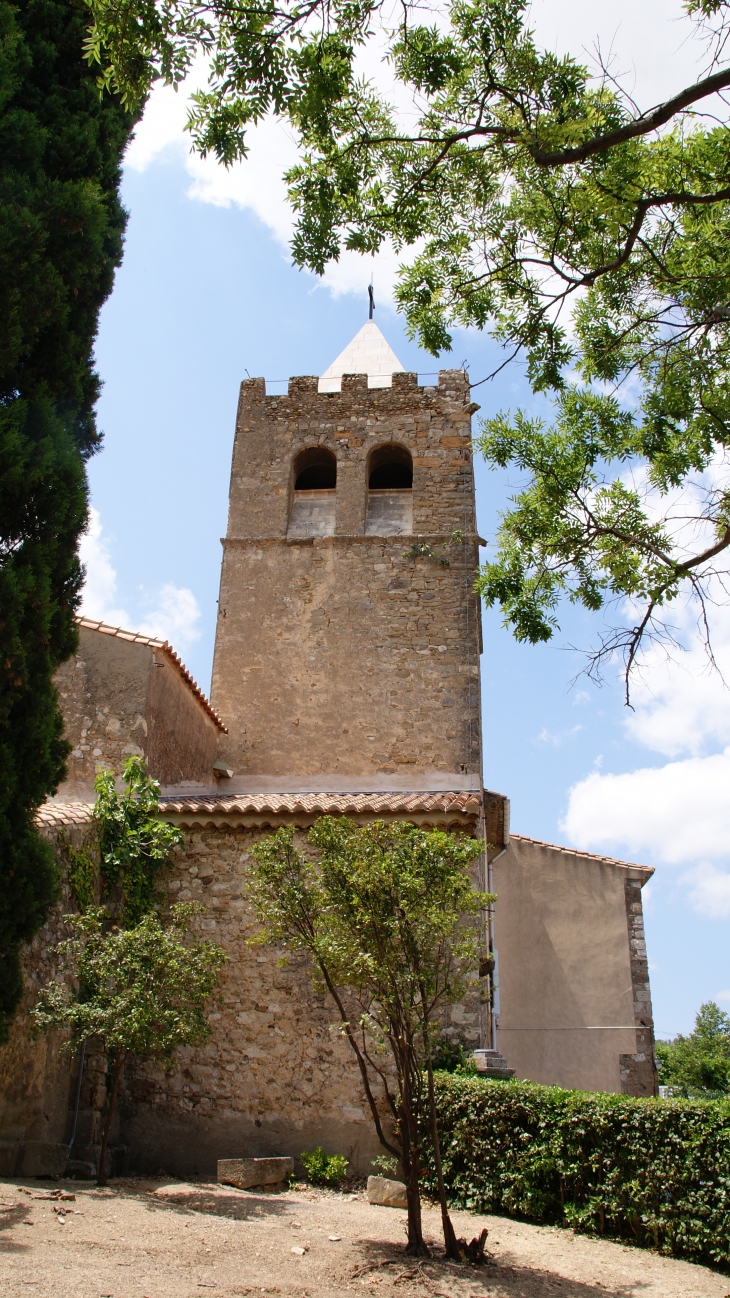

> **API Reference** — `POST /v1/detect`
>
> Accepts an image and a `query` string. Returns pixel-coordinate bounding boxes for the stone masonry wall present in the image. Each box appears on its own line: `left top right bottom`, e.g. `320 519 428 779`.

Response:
619 878 658 1097
0 818 483 1179
120 822 482 1178
53 626 220 800
54 631 151 799
214 537 482 781
211 370 483 783
0 820 110 1178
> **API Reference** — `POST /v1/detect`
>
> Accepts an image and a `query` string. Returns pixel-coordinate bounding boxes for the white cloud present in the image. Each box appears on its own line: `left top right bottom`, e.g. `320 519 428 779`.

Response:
621 599 730 759
124 53 409 304
683 864 730 920
79 509 201 653
78 506 131 628
561 547 730 904
716 990 730 1004
536 724 583 747
563 748 730 866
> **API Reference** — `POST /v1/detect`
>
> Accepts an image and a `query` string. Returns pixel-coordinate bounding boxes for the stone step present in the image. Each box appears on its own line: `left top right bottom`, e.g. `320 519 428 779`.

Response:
472 1049 516 1079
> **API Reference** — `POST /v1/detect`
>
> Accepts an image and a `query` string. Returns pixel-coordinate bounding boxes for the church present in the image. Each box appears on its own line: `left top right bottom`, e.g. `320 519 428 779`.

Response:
0 320 657 1180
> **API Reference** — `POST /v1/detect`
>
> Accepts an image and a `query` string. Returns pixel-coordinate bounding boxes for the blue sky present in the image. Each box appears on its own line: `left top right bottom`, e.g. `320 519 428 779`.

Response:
82 0 730 1038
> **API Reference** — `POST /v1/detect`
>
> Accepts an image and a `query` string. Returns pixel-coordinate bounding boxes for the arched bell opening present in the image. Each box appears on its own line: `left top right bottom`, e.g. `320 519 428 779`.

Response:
288 446 337 537
366 444 413 536
294 446 337 491
368 444 413 490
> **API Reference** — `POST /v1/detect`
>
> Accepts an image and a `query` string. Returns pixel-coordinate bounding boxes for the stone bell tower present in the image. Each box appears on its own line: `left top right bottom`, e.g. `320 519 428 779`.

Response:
209 320 483 793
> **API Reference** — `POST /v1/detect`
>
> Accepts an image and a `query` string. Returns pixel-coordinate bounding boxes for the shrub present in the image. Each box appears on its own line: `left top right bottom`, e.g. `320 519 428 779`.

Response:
422 1074 730 1269
300 1146 349 1187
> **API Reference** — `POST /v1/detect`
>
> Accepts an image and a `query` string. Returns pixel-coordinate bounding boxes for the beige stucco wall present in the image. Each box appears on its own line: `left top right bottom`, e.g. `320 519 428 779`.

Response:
211 371 483 787
493 835 653 1093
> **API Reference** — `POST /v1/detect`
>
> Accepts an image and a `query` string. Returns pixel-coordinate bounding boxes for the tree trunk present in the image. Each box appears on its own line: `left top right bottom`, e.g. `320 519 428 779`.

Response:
426 1055 461 1259
400 1064 430 1257
97 1049 126 1187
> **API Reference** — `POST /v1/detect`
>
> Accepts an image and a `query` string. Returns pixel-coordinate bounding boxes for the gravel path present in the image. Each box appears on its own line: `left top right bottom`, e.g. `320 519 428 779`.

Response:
1 1178 727 1298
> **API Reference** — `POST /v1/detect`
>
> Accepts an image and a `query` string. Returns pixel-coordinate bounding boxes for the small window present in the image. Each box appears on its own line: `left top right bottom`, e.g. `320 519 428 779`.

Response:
294 446 337 490
366 443 413 536
368 444 413 490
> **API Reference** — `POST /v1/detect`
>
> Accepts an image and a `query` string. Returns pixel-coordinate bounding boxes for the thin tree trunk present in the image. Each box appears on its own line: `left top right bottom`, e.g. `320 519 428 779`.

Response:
97 1049 126 1187
318 964 401 1160
426 1054 461 1260
400 1058 430 1256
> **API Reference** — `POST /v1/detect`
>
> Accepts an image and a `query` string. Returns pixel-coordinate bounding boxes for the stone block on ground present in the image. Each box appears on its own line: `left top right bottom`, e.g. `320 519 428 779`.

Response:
367 1175 408 1208
217 1156 294 1189
472 1049 515 1079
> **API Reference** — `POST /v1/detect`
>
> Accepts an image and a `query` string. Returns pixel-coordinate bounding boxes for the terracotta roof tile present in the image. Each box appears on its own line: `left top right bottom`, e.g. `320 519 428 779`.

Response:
76 617 227 732
37 801 94 828
158 789 482 827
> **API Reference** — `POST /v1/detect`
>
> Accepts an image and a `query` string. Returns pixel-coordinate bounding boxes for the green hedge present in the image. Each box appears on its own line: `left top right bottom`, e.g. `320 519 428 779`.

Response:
424 1075 730 1269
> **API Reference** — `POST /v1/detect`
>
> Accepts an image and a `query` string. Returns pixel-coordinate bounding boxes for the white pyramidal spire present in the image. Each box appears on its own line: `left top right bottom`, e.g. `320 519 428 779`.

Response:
318 320 405 393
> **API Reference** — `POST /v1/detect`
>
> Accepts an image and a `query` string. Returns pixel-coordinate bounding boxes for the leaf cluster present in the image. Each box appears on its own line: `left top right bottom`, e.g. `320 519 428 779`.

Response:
249 818 490 1254
31 902 228 1058
250 818 488 1036
300 1144 349 1185
423 1073 730 1268
94 755 184 925
656 1000 730 1097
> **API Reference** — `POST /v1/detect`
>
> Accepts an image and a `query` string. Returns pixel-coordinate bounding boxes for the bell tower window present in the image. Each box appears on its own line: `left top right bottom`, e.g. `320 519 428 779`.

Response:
288 446 337 537
366 444 413 535
295 447 337 490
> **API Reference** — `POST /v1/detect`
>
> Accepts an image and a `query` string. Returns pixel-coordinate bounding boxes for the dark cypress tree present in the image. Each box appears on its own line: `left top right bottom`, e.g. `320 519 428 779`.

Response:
0 0 137 1040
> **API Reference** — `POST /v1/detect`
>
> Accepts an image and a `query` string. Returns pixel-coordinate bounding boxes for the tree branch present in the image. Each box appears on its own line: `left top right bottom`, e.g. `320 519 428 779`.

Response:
529 64 730 165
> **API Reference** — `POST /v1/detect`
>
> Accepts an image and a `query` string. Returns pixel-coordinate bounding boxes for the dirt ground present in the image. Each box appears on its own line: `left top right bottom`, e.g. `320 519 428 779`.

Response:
1 1177 727 1298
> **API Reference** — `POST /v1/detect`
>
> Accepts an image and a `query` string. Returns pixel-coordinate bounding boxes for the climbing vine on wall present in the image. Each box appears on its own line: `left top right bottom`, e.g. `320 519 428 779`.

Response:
58 832 99 913
93 756 183 926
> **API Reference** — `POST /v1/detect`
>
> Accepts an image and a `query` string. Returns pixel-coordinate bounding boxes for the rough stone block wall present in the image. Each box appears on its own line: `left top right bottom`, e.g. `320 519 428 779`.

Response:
211 369 483 783
619 879 658 1097
214 537 482 781
0 818 483 1180
54 631 151 799
53 626 221 800
0 822 105 1177
121 823 482 1178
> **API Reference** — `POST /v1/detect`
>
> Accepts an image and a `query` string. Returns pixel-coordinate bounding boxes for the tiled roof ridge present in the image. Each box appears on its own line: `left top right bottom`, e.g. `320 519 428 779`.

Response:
158 790 482 814
37 801 94 827
37 791 481 831
510 832 652 876
76 617 227 732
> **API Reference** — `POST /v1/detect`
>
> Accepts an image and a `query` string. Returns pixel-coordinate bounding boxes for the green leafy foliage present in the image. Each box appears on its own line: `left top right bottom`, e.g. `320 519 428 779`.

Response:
57 830 99 913
94 756 184 925
0 0 137 1041
249 817 491 1257
403 542 450 567
300 1145 349 1186
82 0 730 686
423 1074 730 1268
431 1036 476 1076
656 1002 730 1098
32 902 228 1183
32 903 228 1059
33 756 223 1183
